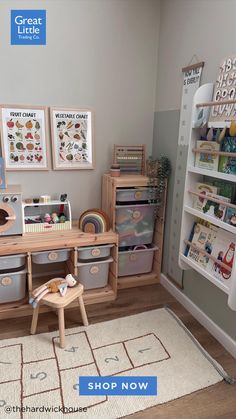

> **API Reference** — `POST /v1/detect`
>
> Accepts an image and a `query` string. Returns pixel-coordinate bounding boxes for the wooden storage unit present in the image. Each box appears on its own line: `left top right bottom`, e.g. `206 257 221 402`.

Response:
102 174 166 289
0 228 118 319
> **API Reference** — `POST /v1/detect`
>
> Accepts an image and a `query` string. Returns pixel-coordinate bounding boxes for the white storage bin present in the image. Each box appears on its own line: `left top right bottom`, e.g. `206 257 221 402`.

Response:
77 244 113 261
116 188 150 202
32 249 71 264
0 269 26 303
77 257 113 290
118 245 157 277
0 254 26 272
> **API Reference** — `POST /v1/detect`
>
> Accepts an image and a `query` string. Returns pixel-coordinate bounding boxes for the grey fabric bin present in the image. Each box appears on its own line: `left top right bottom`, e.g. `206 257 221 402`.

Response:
77 257 113 290
77 244 113 261
0 254 26 272
0 269 26 303
32 249 71 264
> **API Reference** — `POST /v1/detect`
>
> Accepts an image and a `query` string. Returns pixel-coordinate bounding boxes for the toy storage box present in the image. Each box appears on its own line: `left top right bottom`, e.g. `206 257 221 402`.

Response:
118 245 158 277
23 200 72 233
77 257 113 290
115 203 156 247
32 249 71 264
77 244 113 261
116 188 150 202
0 269 26 303
0 254 26 271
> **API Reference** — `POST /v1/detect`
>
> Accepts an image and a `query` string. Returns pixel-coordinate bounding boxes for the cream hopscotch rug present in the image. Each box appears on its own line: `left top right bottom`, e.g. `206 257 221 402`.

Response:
0 307 234 418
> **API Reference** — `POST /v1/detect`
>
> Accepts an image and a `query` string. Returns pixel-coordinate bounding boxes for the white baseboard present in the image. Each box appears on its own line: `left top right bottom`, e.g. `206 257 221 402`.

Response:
161 273 236 359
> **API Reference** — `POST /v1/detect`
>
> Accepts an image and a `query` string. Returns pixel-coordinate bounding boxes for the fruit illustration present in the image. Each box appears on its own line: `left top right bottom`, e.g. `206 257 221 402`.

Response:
16 132 23 139
10 142 14 152
7 119 14 128
34 133 40 140
25 120 33 129
66 121 73 129
75 123 80 129
16 142 24 150
16 120 24 129
35 121 40 130
20 155 25 161
25 132 33 140
26 143 34 151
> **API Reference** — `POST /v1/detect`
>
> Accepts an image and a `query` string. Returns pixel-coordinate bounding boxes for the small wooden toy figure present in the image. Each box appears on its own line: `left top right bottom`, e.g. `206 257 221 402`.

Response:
51 212 59 223
29 274 79 308
44 213 52 223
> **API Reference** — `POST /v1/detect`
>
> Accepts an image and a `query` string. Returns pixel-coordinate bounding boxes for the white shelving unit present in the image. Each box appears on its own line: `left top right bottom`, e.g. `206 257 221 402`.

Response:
179 83 236 310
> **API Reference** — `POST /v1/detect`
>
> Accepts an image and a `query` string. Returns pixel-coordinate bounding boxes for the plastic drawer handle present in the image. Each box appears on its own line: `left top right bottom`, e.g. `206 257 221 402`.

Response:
134 191 142 200
91 248 101 257
1 276 12 286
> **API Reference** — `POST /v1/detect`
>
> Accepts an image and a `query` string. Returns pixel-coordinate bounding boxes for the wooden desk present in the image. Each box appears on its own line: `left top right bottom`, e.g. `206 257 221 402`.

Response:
0 228 118 320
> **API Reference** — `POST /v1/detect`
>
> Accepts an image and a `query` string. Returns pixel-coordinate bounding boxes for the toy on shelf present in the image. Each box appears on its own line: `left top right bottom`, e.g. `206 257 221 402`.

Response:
113 144 146 175
29 274 79 308
79 208 110 233
22 199 72 233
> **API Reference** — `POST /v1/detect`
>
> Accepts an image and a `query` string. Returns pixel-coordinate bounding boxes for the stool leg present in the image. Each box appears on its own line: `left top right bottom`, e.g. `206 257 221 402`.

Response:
30 306 39 335
58 308 65 349
78 296 89 326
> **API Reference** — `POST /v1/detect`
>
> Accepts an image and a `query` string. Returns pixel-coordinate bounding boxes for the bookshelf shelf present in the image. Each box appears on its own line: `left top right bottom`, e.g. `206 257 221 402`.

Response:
179 82 236 310
179 254 230 294
184 205 236 234
188 166 236 182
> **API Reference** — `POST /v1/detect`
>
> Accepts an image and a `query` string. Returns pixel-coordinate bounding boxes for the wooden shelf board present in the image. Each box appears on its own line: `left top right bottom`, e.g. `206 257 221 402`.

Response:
118 272 158 289
179 254 229 295
103 173 149 188
188 166 236 182
184 205 236 234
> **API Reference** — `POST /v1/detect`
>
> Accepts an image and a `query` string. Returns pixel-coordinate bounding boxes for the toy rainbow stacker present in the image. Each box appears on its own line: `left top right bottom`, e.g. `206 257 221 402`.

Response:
79 208 110 233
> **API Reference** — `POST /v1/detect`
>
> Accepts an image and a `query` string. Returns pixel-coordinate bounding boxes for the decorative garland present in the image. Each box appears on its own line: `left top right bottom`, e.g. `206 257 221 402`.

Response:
146 155 171 217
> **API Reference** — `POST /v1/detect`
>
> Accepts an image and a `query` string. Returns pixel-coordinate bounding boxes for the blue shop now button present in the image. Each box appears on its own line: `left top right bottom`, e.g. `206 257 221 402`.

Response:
79 376 157 396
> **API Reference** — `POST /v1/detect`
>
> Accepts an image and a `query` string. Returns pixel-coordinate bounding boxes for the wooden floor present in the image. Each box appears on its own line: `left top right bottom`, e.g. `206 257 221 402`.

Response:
0 284 235 419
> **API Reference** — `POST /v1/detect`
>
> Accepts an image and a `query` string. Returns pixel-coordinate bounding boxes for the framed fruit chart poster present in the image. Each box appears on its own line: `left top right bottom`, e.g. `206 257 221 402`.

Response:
0 105 49 170
50 107 94 170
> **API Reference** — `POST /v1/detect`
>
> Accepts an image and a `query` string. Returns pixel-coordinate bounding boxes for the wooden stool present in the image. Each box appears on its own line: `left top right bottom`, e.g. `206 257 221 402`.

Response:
30 283 89 349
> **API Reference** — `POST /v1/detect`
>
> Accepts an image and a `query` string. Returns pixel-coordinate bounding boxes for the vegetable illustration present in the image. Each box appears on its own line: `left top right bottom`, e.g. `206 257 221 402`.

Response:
74 133 80 140
66 154 73 161
35 121 40 130
75 123 80 129
7 119 14 128
64 131 70 137
59 132 64 140
66 121 73 129
57 121 66 129
8 134 15 140
16 120 24 129
25 120 33 129
80 130 86 140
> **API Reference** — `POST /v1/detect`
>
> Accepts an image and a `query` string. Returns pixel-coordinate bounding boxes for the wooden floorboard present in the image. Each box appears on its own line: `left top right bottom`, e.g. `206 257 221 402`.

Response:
0 284 235 418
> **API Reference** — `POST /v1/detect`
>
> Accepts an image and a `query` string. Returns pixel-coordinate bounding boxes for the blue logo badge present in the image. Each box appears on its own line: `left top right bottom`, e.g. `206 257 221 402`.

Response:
11 10 46 45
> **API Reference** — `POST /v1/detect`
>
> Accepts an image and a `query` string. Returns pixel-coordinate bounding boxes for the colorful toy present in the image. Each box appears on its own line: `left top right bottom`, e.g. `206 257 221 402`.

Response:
79 208 110 233
51 212 59 223
44 213 52 223
29 274 79 308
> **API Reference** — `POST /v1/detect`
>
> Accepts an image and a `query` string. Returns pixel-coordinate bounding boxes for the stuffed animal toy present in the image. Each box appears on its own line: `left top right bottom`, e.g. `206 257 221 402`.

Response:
29 274 79 308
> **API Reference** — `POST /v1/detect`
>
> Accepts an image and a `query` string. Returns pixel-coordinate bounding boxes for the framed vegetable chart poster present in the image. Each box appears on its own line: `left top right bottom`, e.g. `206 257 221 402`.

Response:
50 108 94 170
0 105 49 170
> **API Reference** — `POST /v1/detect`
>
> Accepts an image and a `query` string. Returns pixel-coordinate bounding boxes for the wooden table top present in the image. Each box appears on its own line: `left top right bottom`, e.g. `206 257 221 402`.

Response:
0 228 118 255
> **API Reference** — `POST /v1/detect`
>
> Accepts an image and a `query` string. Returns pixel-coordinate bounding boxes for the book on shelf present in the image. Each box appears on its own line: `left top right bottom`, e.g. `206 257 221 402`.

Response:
218 137 236 175
201 193 230 221
185 222 218 269
195 140 220 171
206 229 235 288
212 179 235 201
192 182 218 211
224 207 236 228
